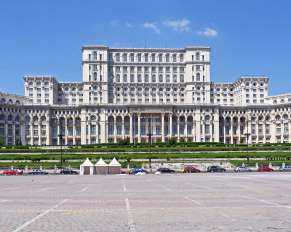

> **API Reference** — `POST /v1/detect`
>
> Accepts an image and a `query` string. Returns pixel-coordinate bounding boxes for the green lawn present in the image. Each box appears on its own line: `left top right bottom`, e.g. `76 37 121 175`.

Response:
0 151 290 161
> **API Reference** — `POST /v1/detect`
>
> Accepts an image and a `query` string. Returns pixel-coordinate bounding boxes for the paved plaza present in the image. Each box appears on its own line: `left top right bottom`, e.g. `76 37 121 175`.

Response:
1 173 291 232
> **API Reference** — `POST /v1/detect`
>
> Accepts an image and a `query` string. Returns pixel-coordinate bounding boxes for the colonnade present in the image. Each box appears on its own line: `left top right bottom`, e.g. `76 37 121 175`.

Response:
3 108 291 146
219 113 291 144
105 113 218 143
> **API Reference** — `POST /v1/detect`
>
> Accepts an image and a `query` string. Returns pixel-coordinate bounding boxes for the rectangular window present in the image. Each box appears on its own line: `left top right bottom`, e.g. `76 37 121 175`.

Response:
130 53 134 62
144 53 148 62
151 53 155 62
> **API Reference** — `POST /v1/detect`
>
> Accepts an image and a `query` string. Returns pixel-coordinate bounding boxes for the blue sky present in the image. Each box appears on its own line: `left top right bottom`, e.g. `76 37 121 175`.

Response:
0 0 291 95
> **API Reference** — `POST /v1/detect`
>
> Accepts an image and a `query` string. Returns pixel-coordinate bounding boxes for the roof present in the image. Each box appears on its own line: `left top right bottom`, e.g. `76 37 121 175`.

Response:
80 158 93 167
95 158 108 166
109 158 121 167
82 45 210 52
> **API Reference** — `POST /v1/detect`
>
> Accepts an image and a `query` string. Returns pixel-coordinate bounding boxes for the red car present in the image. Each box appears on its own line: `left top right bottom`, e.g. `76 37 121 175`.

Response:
184 166 201 173
2 169 23 176
257 166 273 172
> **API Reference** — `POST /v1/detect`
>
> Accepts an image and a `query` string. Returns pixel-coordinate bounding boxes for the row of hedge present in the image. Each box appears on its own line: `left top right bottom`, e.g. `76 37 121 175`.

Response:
2 144 291 153
1 152 291 161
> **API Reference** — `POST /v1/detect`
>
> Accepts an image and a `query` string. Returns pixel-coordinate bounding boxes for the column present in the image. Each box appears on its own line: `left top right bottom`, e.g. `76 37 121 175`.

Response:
169 114 173 139
99 112 107 143
184 115 188 141
113 115 117 143
230 117 233 144
161 113 165 142
129 114 133 143
38 119 41 146
192 114 195 142
88 123 91 144
4 122 8 145
288 120 291 143
20 117 26 146
270 120 276 143
247 117 252 145
263 123 266 144
57 119 60 145
122 116 125 140
46 118 51 146
223 120 226 144
237 117 241 144
80 113 87 145
12 123 16 145
213 112 220 143
137 113 141 143
72 117 76 145
177 116 180 142
256 121 260 144
194 111 201 142
96 118 99 144
64 117 68 145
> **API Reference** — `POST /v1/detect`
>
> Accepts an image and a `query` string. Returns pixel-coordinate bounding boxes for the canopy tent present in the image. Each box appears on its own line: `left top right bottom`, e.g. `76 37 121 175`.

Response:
80 158 94 175
108 157 121 174
95 158 108 175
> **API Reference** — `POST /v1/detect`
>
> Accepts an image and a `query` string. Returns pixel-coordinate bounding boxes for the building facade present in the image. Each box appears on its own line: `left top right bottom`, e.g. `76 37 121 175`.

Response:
1 45 291 146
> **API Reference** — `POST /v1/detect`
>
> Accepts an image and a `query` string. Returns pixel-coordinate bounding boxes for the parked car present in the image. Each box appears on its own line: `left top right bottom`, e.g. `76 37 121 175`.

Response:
59 169 79 175
157 167 175 173
234 166 252 172
279 166 291 172
257 165 273 172
207 165 226 172
130 168 148 175
2 169 18 176
27 169 49 175
184 166 201 173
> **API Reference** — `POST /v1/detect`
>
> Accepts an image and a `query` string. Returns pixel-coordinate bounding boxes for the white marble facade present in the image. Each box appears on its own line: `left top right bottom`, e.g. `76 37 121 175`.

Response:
1 45 291 146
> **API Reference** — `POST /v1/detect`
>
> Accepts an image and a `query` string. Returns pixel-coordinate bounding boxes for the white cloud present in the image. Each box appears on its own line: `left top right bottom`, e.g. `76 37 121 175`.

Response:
163 19 191 32
125 22 133 28
197 27 218 37
143 22 160 34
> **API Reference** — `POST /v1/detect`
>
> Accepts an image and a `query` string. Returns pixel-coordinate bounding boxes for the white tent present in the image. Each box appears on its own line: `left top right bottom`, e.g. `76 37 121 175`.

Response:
95 158 108 175
108 157 121 174
80 158 94 175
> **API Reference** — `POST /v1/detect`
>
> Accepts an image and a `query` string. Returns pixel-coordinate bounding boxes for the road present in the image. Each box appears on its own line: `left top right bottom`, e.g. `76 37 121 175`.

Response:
0 173 291 231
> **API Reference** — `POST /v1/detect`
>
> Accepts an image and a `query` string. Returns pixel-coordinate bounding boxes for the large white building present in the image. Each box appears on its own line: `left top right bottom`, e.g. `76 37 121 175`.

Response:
1 45 291 146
